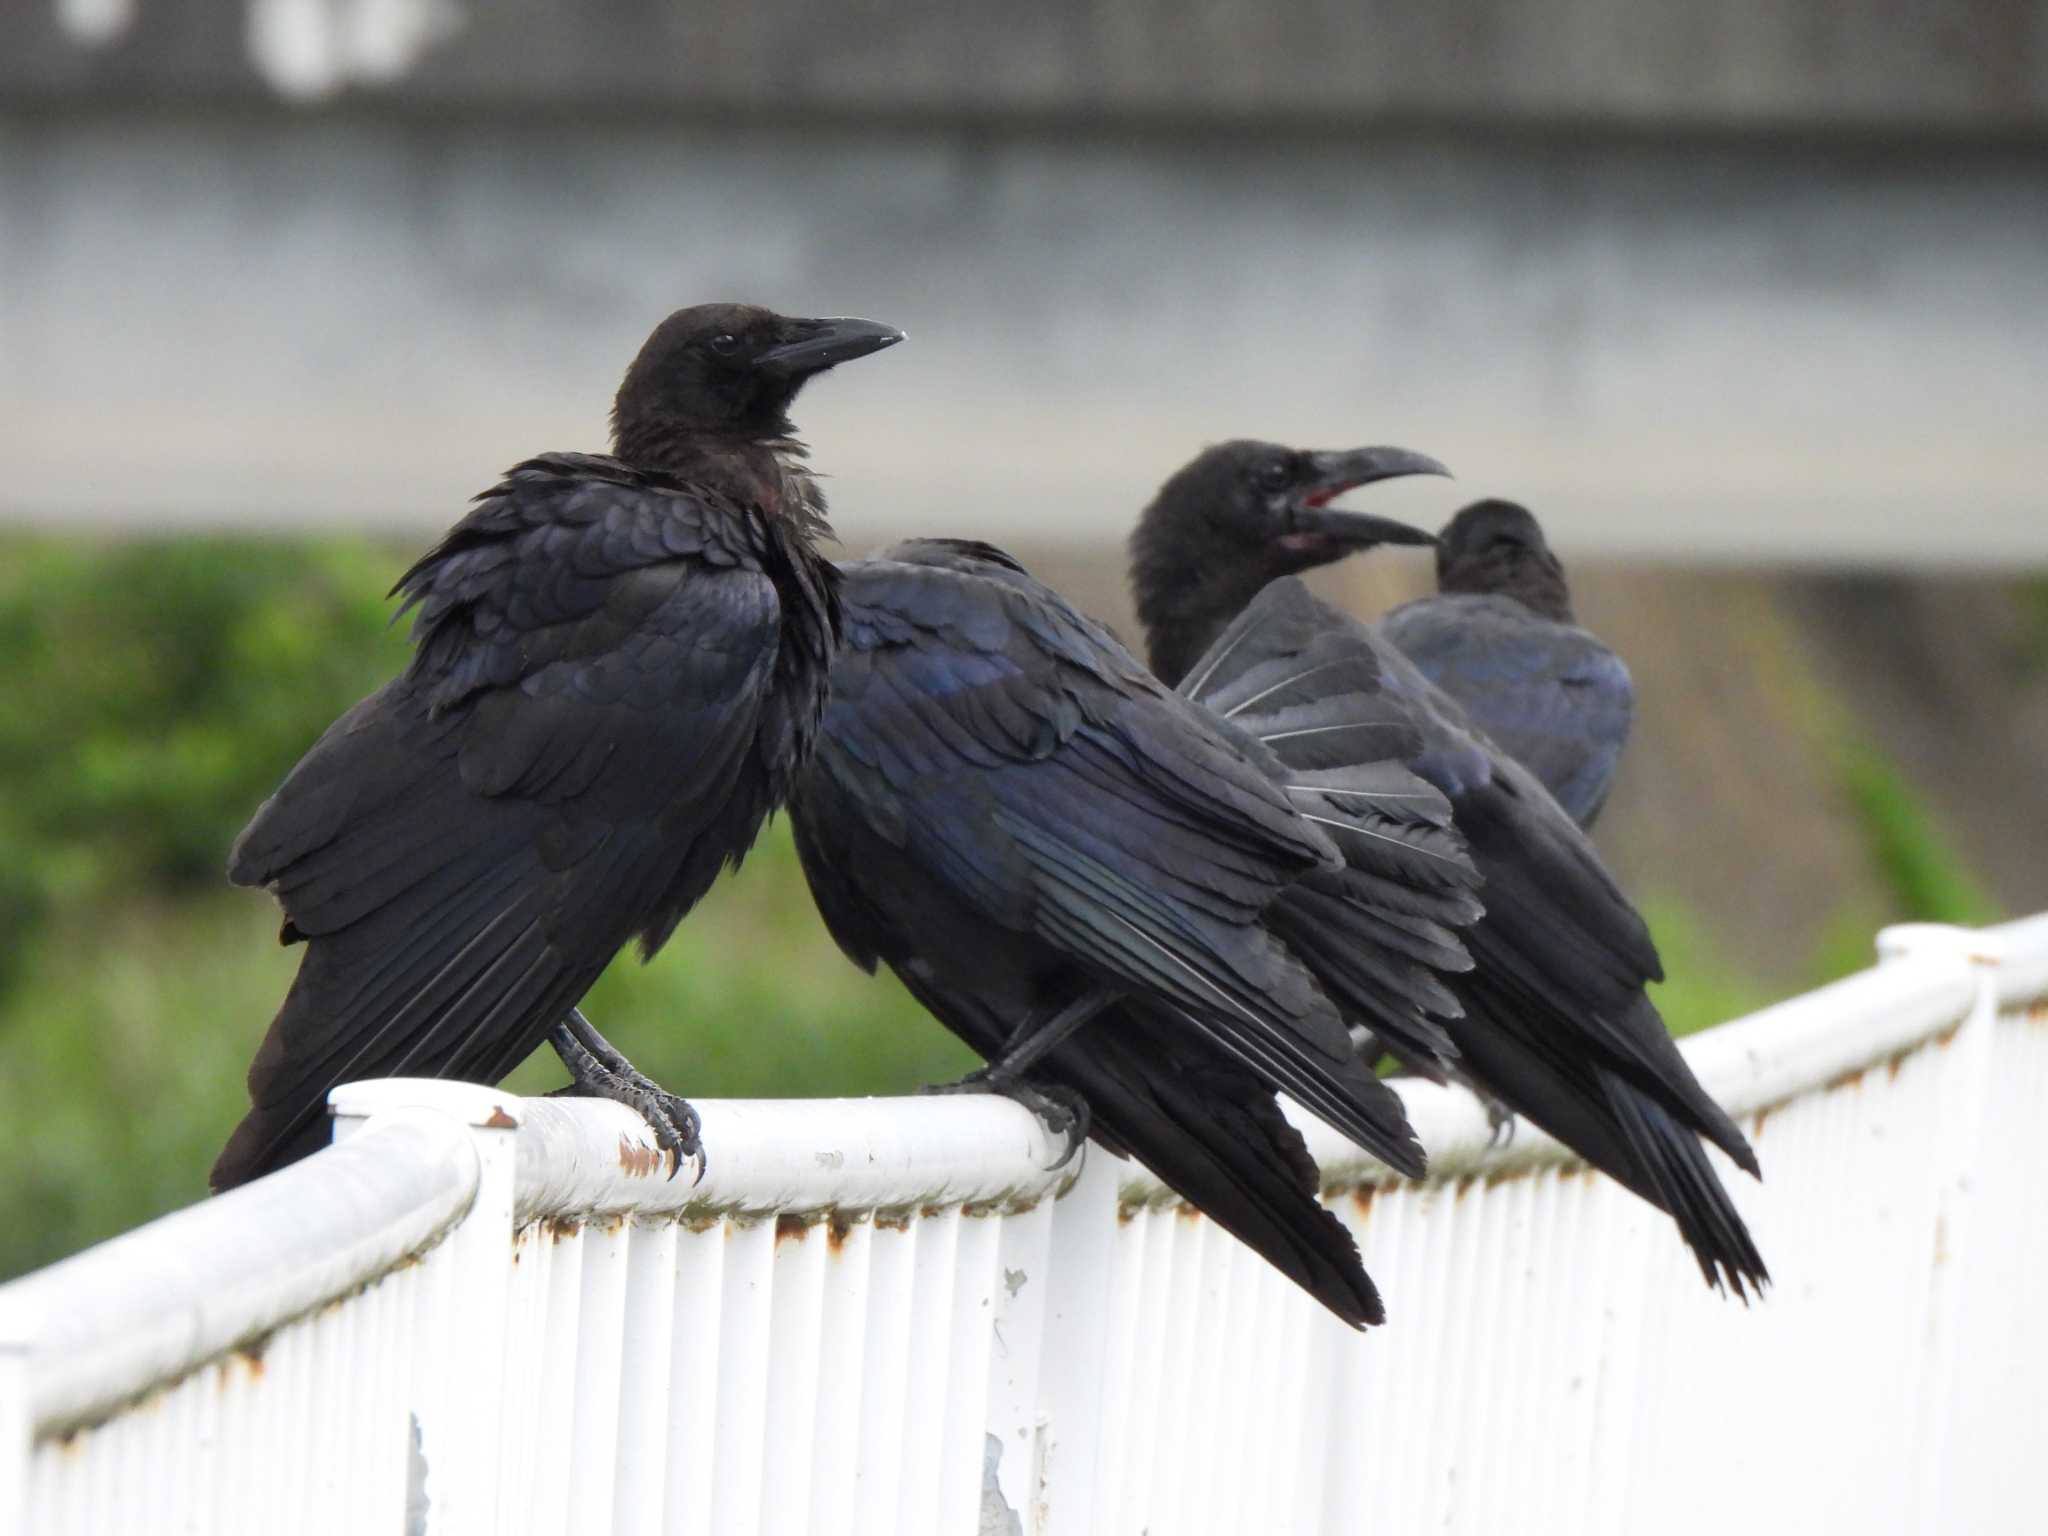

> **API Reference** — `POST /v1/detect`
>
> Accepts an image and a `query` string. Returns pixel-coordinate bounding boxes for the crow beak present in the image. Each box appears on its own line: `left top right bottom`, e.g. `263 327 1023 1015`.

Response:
757 316 905 376
1286 447 1450 550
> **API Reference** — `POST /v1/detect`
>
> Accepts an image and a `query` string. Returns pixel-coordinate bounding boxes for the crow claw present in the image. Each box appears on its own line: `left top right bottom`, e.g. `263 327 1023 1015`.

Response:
921 1070 1089 1170
547 1010 703 1180
1484 1097 1517 1150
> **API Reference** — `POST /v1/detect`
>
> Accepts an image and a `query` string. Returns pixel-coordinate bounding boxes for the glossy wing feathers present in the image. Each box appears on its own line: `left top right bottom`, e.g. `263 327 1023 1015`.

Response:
216 459 793 1189
1382 593 1632 830
1194 579 1764 1293
813 553 1422 1174
1178 577 1483 1075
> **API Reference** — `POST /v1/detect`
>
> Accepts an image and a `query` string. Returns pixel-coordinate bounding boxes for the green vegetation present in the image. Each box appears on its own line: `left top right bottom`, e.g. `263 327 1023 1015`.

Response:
0 534 965 1278
1833 742 2000 929
0 535 2005 1279
1635 898 1774 1040
0 826 973 1279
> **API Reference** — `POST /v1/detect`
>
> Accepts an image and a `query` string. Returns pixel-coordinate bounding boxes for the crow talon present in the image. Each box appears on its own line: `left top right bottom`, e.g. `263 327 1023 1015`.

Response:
627 1085 703 1181
919 1070 1088 1169
1484 1098 1517 1150
919 1068 994 1097
548 1011 702 1179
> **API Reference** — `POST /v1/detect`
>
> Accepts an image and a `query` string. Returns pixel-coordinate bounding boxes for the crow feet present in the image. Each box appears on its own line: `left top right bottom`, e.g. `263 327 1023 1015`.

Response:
921 1069 1090 1170
547 1008 703 1182
1483 1095 1518 1150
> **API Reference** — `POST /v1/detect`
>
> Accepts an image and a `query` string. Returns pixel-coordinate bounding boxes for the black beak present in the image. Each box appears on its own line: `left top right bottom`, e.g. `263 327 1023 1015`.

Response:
757 316 905 377
1291 446 1450 547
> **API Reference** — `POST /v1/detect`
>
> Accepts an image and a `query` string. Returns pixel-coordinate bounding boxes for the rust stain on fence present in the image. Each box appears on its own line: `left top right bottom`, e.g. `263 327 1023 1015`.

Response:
775 1214 810 1246
229 1341 268 1380
616 1134 669 1178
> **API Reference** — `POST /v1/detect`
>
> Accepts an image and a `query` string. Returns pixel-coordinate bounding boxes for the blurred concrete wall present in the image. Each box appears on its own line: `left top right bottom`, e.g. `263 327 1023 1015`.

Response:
11 0 2048 126
3 0 2046 563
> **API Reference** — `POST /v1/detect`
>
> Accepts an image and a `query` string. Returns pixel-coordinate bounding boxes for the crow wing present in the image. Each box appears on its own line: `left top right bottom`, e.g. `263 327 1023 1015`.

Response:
215 455 790 1187
1176 578 1484 1075
1208 579 1764 1295
795 544 1418 1173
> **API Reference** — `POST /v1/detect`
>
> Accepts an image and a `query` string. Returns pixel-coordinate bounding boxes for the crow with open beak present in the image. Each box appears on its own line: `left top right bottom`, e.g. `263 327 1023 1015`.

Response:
1129 440 1767 1298
1129 440 1447 689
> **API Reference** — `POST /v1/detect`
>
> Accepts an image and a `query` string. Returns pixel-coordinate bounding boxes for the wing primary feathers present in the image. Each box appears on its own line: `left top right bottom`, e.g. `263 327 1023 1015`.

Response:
1167 573 1764 1293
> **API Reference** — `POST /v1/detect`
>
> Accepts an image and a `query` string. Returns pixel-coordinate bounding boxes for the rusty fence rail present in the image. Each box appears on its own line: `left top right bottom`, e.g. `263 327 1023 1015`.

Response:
2 915 2045 1535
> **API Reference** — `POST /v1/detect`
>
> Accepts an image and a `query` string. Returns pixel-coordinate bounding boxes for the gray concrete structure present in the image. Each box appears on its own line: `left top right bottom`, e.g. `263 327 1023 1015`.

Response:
3 1 2046 563
11 0 2048 128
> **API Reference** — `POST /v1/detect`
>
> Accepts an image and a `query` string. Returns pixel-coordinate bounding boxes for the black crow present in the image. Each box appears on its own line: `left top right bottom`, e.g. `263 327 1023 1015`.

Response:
1381 500 1632 829
212 304 901 1191
1131 441 1768 1297
788 531 1477 1326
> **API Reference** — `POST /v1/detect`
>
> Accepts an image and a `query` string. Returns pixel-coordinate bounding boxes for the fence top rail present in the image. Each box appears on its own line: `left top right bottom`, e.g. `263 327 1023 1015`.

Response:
5 916 2040 1438
0 1109 478 1437
1988 911 2048 1007
456 915 2048 1222
1262 921 2011 1201
502 1091 1079 1226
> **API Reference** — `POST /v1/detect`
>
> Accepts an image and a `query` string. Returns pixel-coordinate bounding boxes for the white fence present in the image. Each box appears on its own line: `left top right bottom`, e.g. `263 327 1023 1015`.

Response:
3 915 2045 1535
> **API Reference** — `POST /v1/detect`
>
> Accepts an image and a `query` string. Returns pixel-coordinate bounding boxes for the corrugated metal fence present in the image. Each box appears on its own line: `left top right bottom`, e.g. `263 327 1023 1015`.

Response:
2 915 2044 1535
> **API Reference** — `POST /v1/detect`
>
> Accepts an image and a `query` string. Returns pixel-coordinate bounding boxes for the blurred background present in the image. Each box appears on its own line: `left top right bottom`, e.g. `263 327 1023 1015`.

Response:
3 0 2045 1278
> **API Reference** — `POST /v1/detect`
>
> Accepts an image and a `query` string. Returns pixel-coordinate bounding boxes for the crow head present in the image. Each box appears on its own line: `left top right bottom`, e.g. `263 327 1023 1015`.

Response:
1129 438 1448 683
1435 499 1573 622
612 303 902 458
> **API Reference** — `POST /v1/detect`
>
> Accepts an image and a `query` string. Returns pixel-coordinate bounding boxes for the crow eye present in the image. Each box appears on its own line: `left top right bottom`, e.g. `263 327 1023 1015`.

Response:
707 333 741 357
1257 459 1294 493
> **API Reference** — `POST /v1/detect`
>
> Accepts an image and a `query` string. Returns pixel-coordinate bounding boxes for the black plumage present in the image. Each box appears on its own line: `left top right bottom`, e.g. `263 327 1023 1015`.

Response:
789 538 1479 1327
1381 500 1632 829
1131 442 1767 1297
213 304 901 1190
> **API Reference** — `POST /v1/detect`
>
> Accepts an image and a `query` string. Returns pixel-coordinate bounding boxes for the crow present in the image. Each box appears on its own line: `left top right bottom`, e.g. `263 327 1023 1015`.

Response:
788 529 1477 1327
1381 499 1632 829
212 304 902 1191
1131 441 1768 1297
